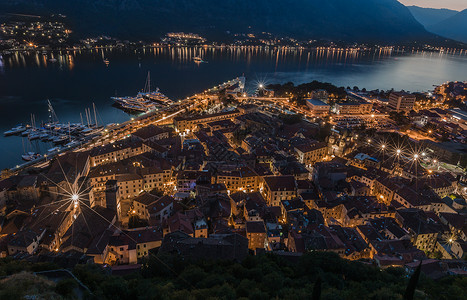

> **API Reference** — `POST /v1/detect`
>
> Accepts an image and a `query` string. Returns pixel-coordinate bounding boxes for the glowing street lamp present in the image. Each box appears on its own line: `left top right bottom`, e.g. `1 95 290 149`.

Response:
72 194 79 208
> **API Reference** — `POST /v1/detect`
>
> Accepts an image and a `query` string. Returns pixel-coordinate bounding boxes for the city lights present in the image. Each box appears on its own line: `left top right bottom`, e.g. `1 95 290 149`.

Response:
0 3 466 297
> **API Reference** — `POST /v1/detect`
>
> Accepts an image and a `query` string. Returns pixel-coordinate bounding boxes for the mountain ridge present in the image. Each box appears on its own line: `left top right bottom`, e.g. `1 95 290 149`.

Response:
0 0 446 44
407 6 458 27
428 9 467 43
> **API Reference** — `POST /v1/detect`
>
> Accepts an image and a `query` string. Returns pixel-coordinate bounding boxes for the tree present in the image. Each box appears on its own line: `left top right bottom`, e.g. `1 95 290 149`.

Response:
128 215 148 229
55 278 78 297
312 277 322 300
404 261 422 300
389 111 409 126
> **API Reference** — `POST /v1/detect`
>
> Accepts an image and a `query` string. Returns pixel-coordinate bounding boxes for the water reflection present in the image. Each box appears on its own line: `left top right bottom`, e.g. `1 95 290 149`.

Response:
0 46 417 70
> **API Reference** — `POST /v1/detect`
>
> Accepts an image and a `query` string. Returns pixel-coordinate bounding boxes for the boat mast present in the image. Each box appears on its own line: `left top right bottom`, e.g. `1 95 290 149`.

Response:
85 108 90 127
144 71 151 93
93 102 98 128
47 100 59 124
148 71 150 93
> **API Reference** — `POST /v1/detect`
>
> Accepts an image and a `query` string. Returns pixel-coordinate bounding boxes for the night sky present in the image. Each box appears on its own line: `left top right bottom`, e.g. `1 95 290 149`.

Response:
399 0 467 11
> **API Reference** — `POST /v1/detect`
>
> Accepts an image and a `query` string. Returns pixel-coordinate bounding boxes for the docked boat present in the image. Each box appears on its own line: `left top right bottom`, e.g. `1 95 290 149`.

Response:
22 152 42 161
111 72 171 113
39 132 50 140
21 129 32 137
111 96 158 113
52 135 68 145
64 141 80 148
4 125 27 136
48 147 61 153
28 131 42 140
138 88 173 105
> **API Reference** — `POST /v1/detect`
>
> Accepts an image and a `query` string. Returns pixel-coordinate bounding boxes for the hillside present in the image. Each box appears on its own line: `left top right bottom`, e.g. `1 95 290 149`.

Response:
407 6 458 27
1 253 467 299
428 9 467 43
0 0 435 43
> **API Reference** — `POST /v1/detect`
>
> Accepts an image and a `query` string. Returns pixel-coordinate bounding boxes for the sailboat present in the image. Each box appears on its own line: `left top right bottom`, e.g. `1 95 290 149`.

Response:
101 49 110 66
193 50 207 64
21 135 41 161
22 152 42 161
49 54 58 63
4 124 28 136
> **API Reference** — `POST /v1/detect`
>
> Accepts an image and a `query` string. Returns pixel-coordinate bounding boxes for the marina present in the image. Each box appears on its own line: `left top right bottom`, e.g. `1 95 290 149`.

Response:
3 100 107 165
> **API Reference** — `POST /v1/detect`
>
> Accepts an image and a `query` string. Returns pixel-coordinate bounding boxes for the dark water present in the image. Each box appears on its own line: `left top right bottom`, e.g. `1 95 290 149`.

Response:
1 46 466 170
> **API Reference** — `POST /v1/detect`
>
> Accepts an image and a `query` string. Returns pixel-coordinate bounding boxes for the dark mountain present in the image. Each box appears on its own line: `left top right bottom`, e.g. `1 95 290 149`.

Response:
407 6 458 27
427 9 467 43
0 0 437 43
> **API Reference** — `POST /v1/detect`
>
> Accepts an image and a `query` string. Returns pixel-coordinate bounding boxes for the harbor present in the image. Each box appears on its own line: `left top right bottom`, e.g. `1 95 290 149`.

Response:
1 77 244 175
3 100 107 168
